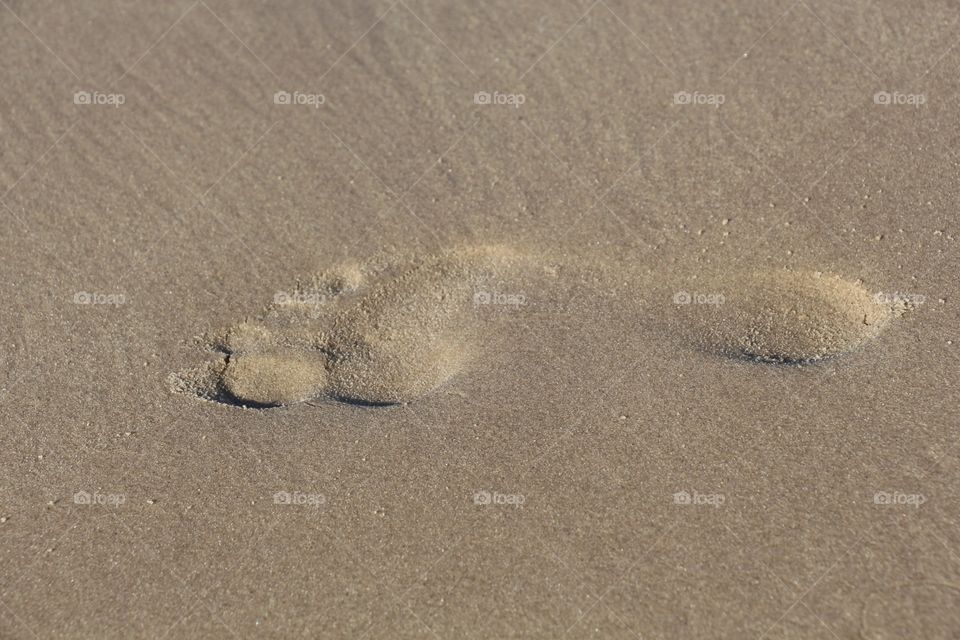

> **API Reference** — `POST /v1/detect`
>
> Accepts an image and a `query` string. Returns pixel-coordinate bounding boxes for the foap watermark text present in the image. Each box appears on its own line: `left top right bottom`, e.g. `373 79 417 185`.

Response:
874 91 926 107
674 91 725 108
74 91 125 107
73 292 126 306
874 491 926 508
273 491 325 507
473 290 526 307
673 490 725 508
673 291 724 305
474 490 525 507
474 91 525 108
274 91 325 108
74 490 126 506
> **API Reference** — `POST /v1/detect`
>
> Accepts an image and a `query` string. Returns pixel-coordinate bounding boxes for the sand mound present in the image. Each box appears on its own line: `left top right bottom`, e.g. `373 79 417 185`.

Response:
169 246 532 407
668 270 894 364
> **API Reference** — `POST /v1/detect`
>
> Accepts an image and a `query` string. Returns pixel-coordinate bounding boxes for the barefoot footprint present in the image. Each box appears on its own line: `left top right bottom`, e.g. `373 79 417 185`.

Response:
171 257 911 408
169 246 535 407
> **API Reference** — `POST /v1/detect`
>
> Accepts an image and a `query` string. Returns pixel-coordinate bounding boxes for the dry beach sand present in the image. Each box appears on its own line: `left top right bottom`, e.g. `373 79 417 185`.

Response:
2 0 960 638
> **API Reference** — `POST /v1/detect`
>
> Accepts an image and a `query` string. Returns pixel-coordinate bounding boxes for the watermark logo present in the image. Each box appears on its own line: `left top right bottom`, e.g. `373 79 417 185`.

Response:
273 490 325 507
473 489 525 507
273 90 325 108
74 90 125 108
473 290 526 307
873 91 926 107
73 292 126 306
672 291 724 305
873 292 926 307
673 91 725 108
74 490 126 506
274 291 327 319
673 490 725 508
474 91 526 108
873 491 925 508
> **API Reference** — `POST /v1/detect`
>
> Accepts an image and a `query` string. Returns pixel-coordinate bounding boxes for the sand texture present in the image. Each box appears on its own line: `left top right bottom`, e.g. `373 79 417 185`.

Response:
2 1 959 638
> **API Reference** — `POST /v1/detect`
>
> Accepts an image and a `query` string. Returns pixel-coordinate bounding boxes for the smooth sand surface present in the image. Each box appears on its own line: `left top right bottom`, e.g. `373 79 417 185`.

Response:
2 1 959 638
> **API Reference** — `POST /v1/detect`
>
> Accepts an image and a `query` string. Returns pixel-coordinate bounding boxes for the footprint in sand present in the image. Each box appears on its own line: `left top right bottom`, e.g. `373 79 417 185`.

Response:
169 246 538 408
172 255 910 408
664 270 901 364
